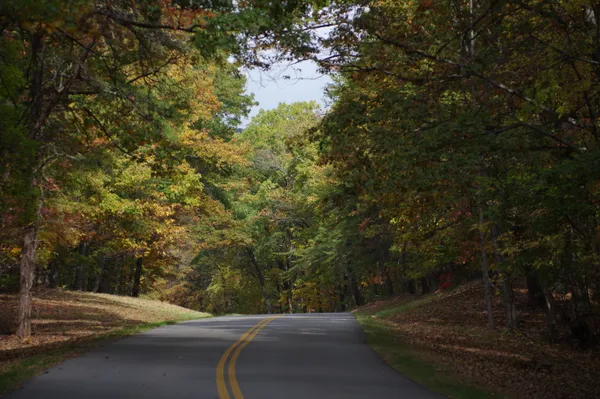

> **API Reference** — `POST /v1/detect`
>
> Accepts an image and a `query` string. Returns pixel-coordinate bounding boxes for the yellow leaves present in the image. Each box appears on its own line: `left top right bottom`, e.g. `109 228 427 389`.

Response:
112 160 153 191
90 137 110 147
159 61 219 120
20 19 64 34
20 21 36 32
160 1 217 30
179 126 250 168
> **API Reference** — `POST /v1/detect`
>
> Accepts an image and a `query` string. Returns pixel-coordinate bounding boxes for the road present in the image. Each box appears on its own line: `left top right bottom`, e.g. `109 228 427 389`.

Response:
6 313 442 398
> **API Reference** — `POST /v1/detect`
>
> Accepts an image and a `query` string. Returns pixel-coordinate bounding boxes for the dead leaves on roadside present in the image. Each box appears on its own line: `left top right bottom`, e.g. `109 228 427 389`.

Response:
0 288 207 370
358 282 600 399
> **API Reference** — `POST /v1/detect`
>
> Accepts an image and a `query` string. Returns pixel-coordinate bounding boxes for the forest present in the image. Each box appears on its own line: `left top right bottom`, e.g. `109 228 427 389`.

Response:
1 0 600 362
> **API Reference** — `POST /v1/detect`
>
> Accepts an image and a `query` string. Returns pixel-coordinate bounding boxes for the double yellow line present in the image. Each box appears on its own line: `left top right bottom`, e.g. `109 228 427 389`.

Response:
216 316 280 399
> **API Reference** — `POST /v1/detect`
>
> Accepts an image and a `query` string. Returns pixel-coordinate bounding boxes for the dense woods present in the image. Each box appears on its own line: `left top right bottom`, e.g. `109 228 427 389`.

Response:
2 0 600 355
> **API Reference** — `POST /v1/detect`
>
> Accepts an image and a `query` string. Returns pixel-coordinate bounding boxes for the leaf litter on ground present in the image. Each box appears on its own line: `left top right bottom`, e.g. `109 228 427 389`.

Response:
356 281 600 399
0 288 209 367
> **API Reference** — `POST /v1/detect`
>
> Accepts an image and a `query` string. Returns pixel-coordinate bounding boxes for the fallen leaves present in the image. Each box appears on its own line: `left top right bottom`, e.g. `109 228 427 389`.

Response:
0 288 208 369
357 281 600 399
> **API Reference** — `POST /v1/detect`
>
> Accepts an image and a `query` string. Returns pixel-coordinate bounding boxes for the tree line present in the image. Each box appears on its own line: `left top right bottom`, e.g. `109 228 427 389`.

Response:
313 0 600 341
167 0 600 347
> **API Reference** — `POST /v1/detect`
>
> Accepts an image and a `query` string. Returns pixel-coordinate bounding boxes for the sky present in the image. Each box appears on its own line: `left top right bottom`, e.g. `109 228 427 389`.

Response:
242 60 333 126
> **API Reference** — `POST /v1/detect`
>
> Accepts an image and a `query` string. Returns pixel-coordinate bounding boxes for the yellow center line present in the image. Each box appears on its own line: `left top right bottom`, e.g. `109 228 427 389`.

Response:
229 316 281 399
216 317 276 399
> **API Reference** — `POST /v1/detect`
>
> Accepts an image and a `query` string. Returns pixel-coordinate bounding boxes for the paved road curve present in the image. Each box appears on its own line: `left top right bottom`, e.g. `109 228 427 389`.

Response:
5 313 443 399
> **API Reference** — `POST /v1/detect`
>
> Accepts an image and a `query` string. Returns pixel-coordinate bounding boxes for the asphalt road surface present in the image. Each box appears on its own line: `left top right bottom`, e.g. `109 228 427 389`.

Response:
5 313 443 399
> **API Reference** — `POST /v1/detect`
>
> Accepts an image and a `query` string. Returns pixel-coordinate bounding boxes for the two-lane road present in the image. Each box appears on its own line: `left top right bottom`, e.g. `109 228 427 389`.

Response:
5 314 442 398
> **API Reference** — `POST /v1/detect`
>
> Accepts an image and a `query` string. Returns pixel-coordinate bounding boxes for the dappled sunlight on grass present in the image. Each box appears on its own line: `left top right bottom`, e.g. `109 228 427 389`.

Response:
0 289 209 360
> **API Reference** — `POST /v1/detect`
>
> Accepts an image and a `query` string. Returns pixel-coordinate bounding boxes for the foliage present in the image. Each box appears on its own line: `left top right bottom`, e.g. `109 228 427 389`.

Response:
0 0 328 336
2 0 600 356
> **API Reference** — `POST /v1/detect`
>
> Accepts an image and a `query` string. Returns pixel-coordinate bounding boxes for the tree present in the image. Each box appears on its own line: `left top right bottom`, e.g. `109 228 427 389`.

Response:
1 0 328 337
313 0 600 334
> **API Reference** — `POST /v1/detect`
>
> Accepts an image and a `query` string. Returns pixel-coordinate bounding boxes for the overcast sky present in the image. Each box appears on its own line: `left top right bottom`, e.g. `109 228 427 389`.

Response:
242 60 332 126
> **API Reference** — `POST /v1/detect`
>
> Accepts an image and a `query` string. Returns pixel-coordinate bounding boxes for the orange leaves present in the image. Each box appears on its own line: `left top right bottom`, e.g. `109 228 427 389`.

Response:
160 0 217 30
358 217 371 232
40 177 60 192
90 137 110 147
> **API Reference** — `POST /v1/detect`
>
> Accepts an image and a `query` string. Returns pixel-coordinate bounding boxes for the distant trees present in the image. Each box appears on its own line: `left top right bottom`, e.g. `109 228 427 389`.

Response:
167 102 323 314
174 0 600 345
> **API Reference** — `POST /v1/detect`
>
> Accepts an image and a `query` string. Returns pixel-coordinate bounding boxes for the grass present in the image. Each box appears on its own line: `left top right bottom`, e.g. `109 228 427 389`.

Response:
373 295 437 318
0 289 211 395
356 282 600 398
355 313 501 399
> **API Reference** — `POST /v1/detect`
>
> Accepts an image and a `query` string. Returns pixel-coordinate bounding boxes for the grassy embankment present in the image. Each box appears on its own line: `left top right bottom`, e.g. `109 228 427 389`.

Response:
0 289 210 394
355 282 600 399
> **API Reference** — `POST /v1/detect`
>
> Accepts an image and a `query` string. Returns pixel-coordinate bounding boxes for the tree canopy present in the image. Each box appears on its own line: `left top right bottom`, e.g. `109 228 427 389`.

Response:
2 0 600 352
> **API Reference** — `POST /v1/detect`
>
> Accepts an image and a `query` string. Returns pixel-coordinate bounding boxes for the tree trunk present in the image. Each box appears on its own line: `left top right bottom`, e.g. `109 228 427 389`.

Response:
377 259 391 297
592 279 600 301
399 241 410 294
337 281 346 311
350 273 362 306
406 279 416 295
500 275 517 328
72 242 88 291
275 281 283 314
479 208 495 329
97 257 112 294
131 257 143 297
16 214 41 339
94 254 106 292
316 280 323 313
17 33 44 340
284 232 296 313
247 248 271 314
572 278 591 318
492 225 517 328
428 274 438 293
114 256 124 294
261 281 272 314
526 270 545 308
539 278 559 341
282 279 293 314
287 290 293 313
378 245 394 297
278 258 294 314
345 262 362 307
385 269 394 296
47 257 59 289
563 230 591 318
420 277 430 294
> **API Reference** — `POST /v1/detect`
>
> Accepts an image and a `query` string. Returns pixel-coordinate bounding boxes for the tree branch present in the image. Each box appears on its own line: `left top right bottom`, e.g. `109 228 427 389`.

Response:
492 122 579 152
95 10 202 33
373 33 563 120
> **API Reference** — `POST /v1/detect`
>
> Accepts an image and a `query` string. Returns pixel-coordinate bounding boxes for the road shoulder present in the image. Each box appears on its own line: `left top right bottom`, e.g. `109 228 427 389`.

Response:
354 312 501 399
